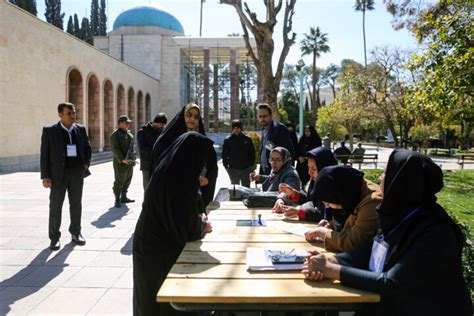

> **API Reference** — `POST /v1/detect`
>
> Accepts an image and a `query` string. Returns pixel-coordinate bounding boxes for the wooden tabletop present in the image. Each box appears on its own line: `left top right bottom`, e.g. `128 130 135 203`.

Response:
157 201 380 307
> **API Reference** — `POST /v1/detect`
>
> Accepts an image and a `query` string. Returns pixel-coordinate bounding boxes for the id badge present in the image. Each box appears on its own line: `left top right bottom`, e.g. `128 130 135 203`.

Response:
67 144 77 157
369 238 389 273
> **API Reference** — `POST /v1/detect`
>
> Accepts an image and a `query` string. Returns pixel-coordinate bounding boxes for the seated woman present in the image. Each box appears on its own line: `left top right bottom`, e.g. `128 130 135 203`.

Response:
304 165 382 253
250 147 301 192
273 147 338 222
133 132 217 316
302 149 472 316
150 103 217 206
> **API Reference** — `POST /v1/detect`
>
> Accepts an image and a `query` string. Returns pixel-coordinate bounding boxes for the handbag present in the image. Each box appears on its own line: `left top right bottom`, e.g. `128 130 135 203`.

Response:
243 191 279 208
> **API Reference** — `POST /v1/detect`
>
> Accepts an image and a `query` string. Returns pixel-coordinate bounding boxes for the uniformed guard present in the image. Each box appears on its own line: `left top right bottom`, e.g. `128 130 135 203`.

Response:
110 115 137 207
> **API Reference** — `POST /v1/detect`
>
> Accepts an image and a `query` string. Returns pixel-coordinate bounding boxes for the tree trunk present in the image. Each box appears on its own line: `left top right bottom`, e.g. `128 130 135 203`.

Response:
312 52 317 111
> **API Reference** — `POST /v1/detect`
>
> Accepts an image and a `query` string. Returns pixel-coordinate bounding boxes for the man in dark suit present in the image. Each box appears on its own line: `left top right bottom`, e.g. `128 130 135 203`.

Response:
256 103 295 175
40 102 92 250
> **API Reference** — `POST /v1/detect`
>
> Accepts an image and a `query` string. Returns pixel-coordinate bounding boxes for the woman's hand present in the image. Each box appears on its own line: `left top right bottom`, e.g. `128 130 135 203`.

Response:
302 253 341 281
282 205 299 218
272 199 285 213
278 183 297 198
317 219 331 228
249 172 259 182
305 227 329 242
202 221 213 234
199 176 209 186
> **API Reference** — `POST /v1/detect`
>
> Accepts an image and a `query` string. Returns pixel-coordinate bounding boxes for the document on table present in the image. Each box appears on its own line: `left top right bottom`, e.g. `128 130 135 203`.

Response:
246 247 308 271
283 224 324 242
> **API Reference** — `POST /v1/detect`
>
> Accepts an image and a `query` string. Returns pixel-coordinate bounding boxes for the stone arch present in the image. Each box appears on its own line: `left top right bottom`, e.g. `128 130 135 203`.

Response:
137 90 144 127
87 73 101 151
67 67 84 123
117 84 126 118
145 93 151 122
103 79 114 149
128 87 136 134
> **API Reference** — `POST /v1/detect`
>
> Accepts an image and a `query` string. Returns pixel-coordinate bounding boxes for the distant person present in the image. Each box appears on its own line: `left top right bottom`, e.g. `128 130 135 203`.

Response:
40 102 91 250
323 133 331 150
303 149 472 316
110 115 136 208
296 125 322 186
150 104 217 206
351 142 366 164
222 119 256 188
256 103 295 175
137 113 167 190
285 122 299 164
133 132 217 316
250 147 301 192
334 141 351 164
376 135 381 152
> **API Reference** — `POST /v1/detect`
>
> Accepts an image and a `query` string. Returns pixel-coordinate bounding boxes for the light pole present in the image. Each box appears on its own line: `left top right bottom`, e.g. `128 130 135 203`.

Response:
296 59 305 138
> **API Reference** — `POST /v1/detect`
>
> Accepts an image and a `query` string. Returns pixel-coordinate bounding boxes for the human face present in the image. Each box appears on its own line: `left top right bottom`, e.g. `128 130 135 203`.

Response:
322 201 342 209
119 121 130 130
185 108 200 130
153 122 166 130
257 108 272 128
232 127 242 135
304 128 311 138
307 158 318 180
59 106 76 127
269 151 284 172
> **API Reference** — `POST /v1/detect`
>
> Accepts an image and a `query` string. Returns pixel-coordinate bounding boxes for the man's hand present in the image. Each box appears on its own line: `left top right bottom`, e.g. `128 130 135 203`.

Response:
121 160 129 165
199 176 209 186
249 172 259 182
278 183 297 198
42 178 52 188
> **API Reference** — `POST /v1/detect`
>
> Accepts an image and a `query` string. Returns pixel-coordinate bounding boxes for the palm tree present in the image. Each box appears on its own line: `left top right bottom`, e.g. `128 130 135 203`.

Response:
300 26 330 112
354 0 375 67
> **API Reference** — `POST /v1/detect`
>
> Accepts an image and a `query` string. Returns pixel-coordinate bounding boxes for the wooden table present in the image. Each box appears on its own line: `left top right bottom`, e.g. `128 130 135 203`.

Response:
157 201 379 312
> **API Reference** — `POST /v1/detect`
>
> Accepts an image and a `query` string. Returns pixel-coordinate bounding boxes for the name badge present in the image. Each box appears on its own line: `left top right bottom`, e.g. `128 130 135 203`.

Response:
67 144 77 157
369 238 389 273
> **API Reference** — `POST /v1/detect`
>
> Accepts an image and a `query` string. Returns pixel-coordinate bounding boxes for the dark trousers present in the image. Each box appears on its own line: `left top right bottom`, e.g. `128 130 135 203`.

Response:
141 169 150 191
48 166 84 241
226 166 253 187
113 161 134 195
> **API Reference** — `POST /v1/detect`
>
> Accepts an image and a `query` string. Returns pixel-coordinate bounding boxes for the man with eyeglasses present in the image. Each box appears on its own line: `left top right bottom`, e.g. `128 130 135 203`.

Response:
40 102 92 250
110 115 137 208
256 103 295 175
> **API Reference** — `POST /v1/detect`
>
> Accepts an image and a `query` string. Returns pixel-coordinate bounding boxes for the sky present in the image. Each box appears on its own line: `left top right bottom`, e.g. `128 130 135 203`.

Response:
35 0 420 69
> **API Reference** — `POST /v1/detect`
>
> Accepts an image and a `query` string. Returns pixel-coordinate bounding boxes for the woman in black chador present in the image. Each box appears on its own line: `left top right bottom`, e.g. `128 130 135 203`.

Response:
150 103 217 206
303 149 472 316
133 132 217 316
296 125 322 186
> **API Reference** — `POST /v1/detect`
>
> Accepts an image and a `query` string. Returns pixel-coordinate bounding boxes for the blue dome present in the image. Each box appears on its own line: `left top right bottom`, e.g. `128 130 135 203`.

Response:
113 4 184 33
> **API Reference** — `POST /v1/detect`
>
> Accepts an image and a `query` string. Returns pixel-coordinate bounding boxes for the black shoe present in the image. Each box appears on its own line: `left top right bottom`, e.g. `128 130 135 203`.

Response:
114 198 121 208
71 234 86 246
120 197 135 203
50 240 60 251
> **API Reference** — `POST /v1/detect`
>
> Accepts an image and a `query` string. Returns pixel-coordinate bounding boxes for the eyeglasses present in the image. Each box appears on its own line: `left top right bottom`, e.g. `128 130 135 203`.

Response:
269 158 283 163
185 112 200 120
266 249 296 257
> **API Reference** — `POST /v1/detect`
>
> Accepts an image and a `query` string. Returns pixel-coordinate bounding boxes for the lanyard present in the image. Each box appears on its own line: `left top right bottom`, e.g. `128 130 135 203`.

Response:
323 207 327 220
379 207 421 241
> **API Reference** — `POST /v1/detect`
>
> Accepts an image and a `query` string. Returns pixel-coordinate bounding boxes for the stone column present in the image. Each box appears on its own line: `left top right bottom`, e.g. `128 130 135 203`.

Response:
213 63 219 132
230 48 238 122
203 48 210 131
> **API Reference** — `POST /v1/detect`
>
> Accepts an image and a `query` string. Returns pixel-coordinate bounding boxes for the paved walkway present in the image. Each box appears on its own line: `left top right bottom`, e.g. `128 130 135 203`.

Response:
0 147 469 315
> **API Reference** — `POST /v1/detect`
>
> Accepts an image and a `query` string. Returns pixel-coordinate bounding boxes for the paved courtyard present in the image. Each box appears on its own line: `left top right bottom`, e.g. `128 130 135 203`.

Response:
0 146 469 315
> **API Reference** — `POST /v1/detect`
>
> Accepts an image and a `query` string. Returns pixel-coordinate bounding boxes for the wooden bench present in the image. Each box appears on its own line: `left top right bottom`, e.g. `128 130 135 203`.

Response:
427 148 452 157
456 154 474 169
335 154 378 169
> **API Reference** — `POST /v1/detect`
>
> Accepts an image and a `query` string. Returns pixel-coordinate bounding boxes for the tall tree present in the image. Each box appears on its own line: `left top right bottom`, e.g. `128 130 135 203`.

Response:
300 26 330 115
354 0 375 67
220 0 297 119
9 0 38 16
66 15 74 35
73 14 80 36
45 0 64 30
90 0 100 36
81 17 93 44
99 0 107 36
321 64 340 99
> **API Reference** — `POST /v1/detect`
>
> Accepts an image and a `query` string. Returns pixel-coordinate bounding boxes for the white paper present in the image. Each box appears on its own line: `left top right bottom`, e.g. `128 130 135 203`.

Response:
283 224 313 237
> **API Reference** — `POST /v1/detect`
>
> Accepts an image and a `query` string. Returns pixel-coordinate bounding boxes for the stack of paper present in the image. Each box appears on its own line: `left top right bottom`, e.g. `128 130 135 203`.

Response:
246 247 308 271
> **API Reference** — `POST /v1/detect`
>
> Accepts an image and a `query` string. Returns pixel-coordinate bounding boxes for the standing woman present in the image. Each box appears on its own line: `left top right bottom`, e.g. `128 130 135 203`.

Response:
303 149 472 316
133 132 217 316
296 125 322 186
150 103 217 206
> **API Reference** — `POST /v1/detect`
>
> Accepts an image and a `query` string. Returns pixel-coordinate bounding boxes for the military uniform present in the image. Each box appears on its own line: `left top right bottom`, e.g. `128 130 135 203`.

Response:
110 119 136 206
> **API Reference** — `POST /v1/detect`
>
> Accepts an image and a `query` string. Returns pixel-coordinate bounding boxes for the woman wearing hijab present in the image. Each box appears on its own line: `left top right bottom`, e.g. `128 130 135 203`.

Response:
250 147 301 192
273 147 338 222
303 165 382 252
296 125 322 186
150 103 217 206
302 149 472 316
133 132 217 316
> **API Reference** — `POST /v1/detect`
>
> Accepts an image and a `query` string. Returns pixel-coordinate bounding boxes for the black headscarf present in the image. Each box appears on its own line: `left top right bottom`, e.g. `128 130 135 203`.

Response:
137 132 217 247
306 147 338 197
298 125 322 155
312 165 364 231
377 148 464 265
150 104 206 171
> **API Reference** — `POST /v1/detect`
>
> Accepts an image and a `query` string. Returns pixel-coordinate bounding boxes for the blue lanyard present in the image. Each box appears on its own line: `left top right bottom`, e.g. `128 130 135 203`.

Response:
323 207 327 220
379 207 422 241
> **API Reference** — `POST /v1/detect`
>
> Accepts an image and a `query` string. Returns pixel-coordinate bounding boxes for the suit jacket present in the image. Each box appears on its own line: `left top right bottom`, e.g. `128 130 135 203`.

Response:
40 122 92 184
261 120 296 163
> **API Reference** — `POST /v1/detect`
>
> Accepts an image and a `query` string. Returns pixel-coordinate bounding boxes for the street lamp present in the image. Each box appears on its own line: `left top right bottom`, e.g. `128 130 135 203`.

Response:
296 59 305 138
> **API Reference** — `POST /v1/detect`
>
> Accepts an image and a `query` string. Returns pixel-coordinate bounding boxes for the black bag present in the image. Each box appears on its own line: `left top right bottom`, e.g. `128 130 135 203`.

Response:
243 191 279 208
229 185 259 201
